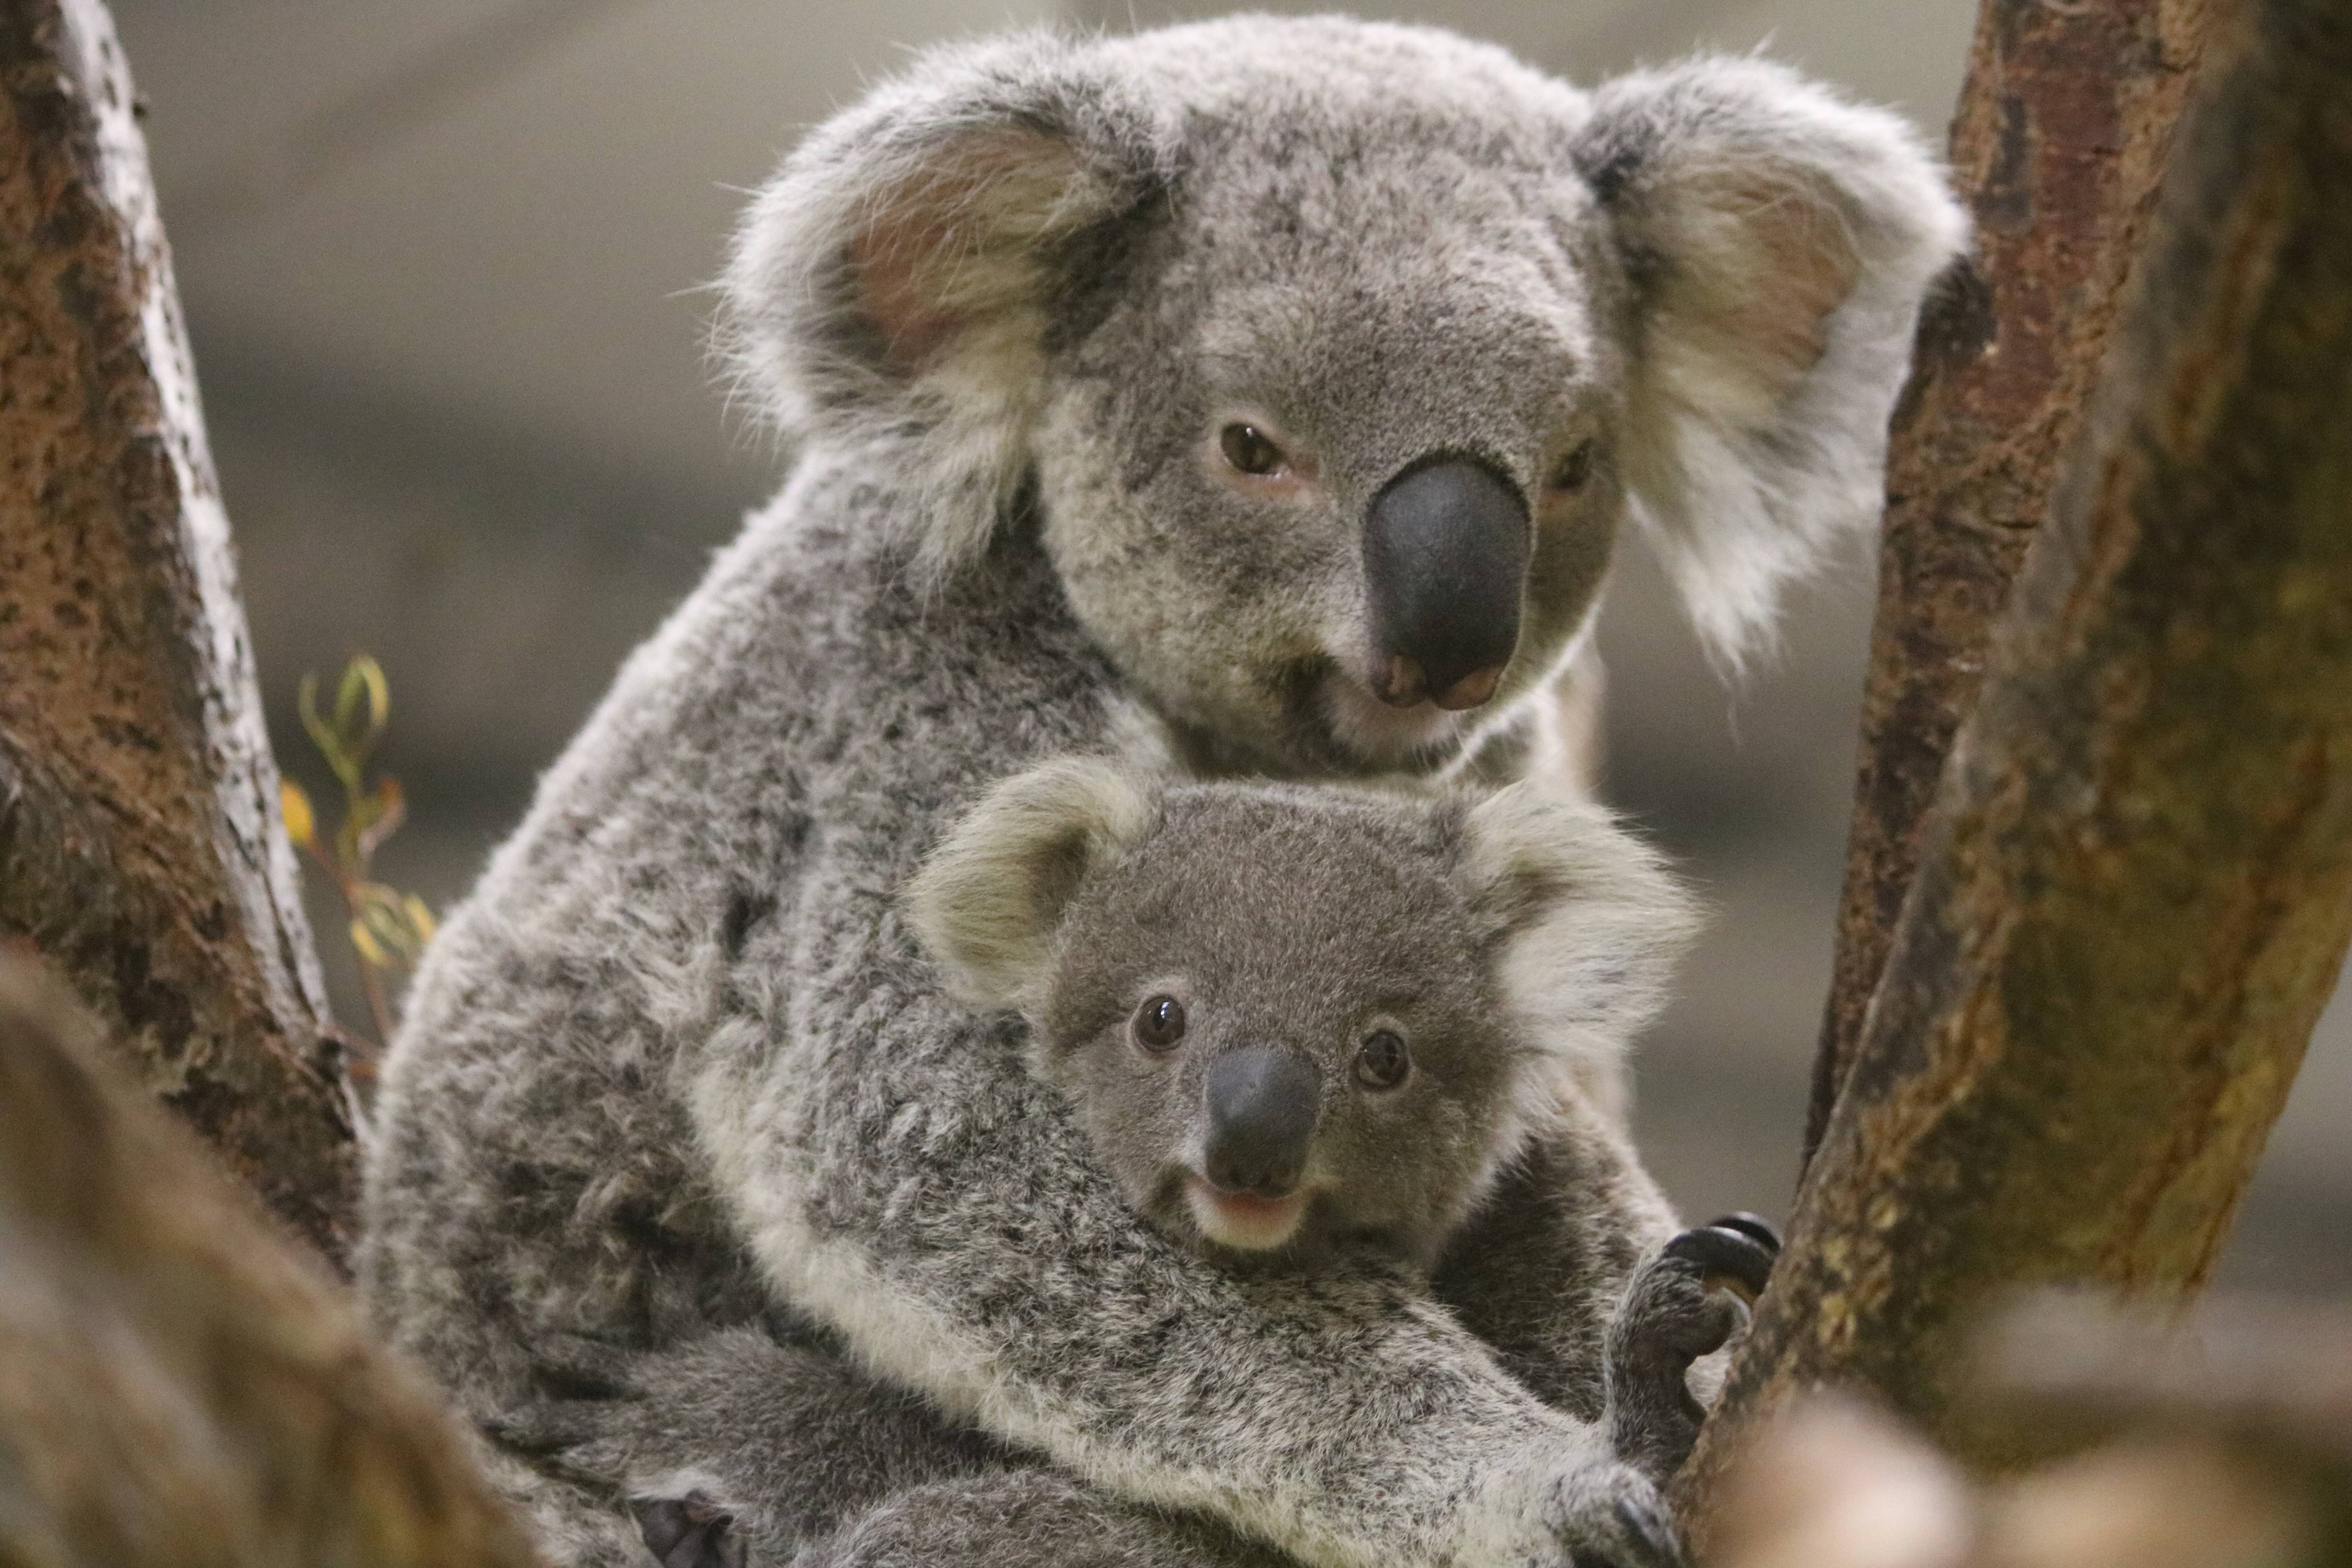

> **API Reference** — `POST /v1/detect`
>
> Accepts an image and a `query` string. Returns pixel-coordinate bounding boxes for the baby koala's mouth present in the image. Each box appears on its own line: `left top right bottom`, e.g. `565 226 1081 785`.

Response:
1183 1173 1312 1252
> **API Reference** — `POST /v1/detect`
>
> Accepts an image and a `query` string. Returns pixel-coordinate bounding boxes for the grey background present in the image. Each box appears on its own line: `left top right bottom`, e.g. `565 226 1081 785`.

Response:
111 1 2349 1291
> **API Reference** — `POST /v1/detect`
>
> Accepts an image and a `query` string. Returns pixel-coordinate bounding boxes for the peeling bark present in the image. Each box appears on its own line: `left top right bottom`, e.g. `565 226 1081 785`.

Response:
1810 0 2221 1165
0 0 355 1260
1688 0 2352 1516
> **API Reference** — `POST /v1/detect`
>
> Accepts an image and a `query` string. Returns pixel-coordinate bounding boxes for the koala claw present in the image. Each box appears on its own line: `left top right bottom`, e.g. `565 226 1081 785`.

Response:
1555 1480 1687 1568
632 1492 747 1568
481 1402 592 1460
1660 1221 1777 1305
1609 1494 1688 1568
1703 1211 1782 1259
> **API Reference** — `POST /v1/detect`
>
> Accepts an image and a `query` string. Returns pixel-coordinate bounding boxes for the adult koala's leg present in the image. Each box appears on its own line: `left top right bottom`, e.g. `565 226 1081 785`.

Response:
490 1325 1018 1561
800 1470 1298 1568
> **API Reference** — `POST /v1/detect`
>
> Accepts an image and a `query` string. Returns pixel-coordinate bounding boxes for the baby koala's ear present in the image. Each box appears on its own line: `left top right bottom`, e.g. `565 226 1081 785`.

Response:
904 757 1155 1012
1459 783 1703 1101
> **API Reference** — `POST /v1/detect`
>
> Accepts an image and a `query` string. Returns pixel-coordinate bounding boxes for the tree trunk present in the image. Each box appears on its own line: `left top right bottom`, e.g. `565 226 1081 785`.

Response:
0 0 356 1261
1810 0 2221 1165
1684 0 2352 1519
0 956 541 1566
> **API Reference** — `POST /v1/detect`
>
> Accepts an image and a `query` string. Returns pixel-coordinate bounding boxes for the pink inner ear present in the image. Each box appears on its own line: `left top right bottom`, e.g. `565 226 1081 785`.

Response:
1716 167 1863 383
848 205 964 370
844 131 1083 375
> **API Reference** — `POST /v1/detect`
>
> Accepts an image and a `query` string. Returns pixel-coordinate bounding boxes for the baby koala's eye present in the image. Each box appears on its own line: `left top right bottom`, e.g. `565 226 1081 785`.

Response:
1545 439 1595 494
1354 1030 1411 1091
1133 995 1187 1052
1219 423 1287 477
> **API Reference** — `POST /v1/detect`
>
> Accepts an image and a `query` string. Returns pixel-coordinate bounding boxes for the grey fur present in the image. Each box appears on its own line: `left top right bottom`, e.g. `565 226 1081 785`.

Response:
504 768 1718 1568
362 16 1960 1568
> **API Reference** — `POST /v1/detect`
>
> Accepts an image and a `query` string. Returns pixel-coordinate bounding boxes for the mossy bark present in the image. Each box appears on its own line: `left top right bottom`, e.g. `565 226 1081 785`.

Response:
1811 0 2221 1165
1688 0 2352 1518
0 0 356 1261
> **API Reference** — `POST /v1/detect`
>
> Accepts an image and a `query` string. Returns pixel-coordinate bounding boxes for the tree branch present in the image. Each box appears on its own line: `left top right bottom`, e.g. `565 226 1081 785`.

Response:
0 0 356 1259
1810 0 2221 1167
1689 0 2352 1514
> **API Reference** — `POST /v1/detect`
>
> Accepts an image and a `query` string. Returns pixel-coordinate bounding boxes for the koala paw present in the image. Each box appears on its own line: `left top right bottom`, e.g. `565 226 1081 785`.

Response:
631 1491 748 1568
1605 1216 1780 1483
1463 1446 1687 1568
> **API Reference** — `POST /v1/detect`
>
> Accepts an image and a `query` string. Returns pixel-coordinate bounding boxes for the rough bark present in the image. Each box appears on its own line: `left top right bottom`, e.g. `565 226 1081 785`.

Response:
0 0 356 1259
1809 0 2221 1165
1686 0 2352 1519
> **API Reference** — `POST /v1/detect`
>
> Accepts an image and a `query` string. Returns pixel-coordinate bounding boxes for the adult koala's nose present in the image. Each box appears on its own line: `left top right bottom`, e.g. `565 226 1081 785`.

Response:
1202 1047 1321 1198
1361 455 1530 710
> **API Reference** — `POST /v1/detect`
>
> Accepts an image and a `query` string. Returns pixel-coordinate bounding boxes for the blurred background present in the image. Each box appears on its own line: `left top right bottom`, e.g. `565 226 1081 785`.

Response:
111 0 2349 1291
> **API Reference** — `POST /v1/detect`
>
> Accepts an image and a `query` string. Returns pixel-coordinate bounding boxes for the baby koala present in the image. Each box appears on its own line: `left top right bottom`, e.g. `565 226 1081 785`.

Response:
905 756 1699 1272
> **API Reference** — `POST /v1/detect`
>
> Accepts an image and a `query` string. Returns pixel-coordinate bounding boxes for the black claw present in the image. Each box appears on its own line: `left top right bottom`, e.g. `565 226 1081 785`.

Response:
1705 1211 1781 1257
1614 1495 1687 1568
1661 1224 1776 1301
480 1409 575 1458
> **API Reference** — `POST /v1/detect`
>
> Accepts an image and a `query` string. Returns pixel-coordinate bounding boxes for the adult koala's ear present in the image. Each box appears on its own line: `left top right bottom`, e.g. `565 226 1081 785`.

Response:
1460 784 1701 1113
1575 58 1969 666
722 34 1179 573
905 757 1156 1013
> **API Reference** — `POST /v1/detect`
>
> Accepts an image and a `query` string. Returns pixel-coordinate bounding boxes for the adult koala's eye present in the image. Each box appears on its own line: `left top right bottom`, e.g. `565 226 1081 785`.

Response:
1546 440 1595 494
1134 995 1187 1052
1219 423 1287 477
1354 1030 1411 1090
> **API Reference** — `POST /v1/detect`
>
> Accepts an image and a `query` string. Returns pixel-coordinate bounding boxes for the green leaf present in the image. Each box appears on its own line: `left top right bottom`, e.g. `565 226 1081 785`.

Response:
297 670 359 791
332 655 390 771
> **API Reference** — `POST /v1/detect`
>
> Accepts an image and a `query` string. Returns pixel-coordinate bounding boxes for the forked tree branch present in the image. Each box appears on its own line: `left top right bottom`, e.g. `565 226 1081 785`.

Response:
1687 0 2352 1518
1810 0 2220 1165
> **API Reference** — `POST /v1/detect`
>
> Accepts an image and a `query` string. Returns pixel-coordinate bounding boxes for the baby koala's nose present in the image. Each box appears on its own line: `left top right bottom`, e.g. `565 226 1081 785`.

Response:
1203 1046 1321 1198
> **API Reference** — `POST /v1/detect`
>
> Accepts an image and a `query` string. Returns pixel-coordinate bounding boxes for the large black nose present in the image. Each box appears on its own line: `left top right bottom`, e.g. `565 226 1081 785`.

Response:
1202 1047 1321 1198
1362 456 1530 710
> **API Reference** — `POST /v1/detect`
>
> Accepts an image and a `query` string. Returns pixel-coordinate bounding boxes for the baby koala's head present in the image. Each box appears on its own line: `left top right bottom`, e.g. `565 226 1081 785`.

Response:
906 760 1697 1268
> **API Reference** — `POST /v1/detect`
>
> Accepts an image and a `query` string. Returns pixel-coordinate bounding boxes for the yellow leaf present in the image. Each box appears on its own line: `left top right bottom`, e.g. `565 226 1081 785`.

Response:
349 917 390 968
403 894 436 947
280 780 315 849
356 775 408 860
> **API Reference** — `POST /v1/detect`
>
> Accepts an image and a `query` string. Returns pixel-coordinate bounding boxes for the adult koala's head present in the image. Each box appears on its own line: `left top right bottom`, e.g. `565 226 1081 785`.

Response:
724 18 1965 775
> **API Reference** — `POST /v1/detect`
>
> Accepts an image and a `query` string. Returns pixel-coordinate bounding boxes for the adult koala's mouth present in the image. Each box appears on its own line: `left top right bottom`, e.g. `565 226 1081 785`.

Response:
1236 657 1486 777
1318 666 1479 768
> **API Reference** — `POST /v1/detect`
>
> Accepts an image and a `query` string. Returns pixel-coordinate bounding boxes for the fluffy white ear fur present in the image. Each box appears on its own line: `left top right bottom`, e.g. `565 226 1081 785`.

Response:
720 34 1178 577
904 757 1156 1013
1578 57 1969 669
1460 783 1701 1120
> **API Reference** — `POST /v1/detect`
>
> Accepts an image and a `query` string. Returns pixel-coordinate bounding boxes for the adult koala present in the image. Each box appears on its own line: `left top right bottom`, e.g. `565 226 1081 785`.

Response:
360 16 1963 1568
